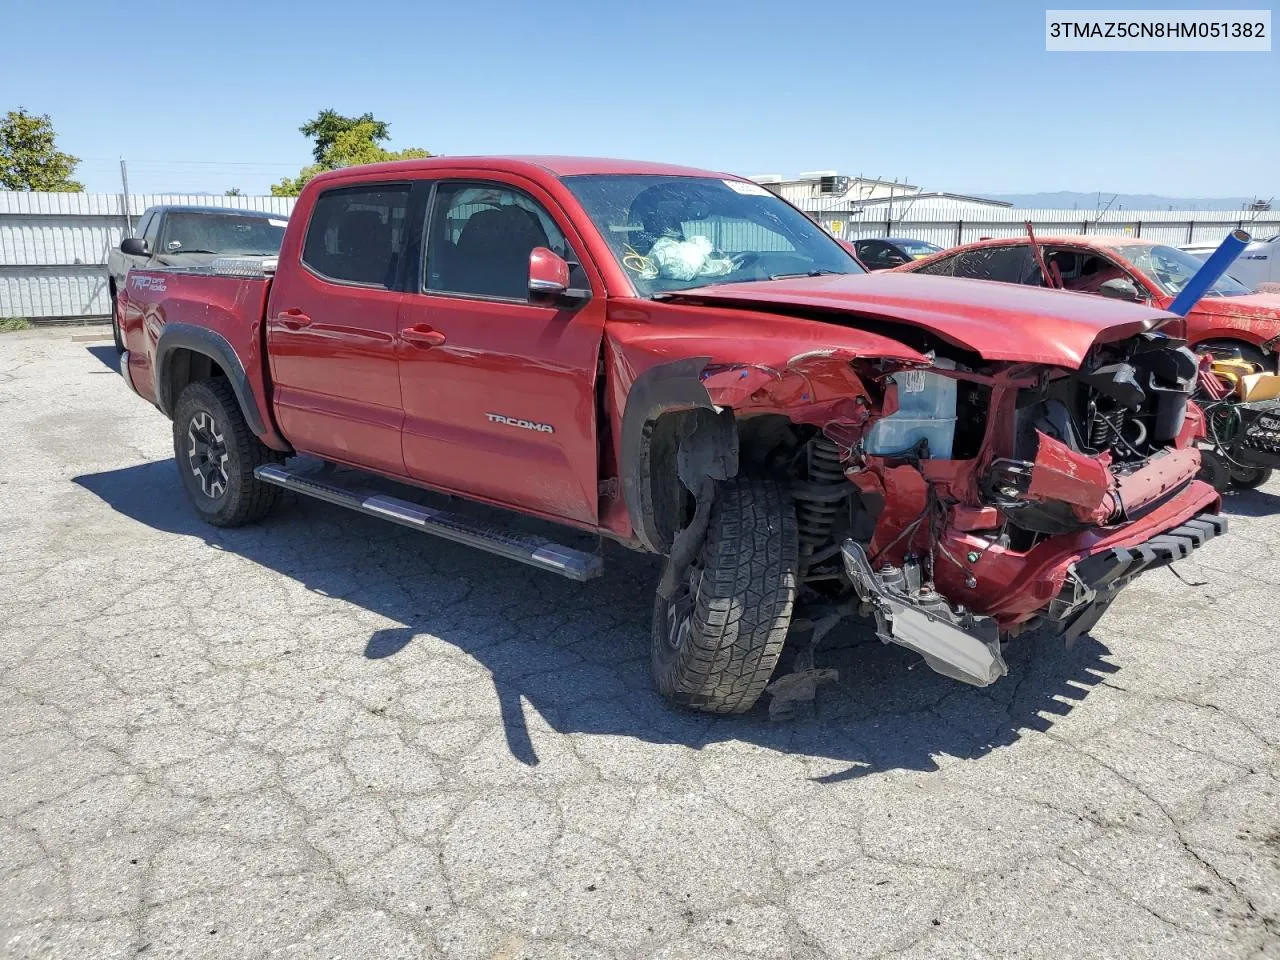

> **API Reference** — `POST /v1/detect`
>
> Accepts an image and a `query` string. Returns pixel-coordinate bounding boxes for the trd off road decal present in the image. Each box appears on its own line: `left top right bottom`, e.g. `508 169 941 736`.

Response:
486 413 554 434
131 275 167 292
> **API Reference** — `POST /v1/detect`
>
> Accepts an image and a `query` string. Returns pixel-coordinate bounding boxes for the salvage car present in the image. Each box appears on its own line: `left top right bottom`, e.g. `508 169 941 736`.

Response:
852 237 943 270
896 235 1280 371
116 157 1226 714
107 206 288 351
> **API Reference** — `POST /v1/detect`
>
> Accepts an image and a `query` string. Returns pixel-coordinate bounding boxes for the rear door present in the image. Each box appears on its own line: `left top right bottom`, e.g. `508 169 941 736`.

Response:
396 176 606 525
266 183 412 476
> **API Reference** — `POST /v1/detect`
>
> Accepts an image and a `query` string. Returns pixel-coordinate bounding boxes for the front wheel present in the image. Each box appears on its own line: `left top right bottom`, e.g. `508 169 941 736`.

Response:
651 478 798 714
172 379 282 527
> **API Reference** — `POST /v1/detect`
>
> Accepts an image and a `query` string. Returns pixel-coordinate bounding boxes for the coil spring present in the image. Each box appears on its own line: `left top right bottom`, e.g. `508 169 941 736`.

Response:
795 437 845 550
1087 405 1110 450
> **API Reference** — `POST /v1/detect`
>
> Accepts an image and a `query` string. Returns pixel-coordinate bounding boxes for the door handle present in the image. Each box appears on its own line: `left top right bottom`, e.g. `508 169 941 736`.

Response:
401 324 446 347
277 309 312 330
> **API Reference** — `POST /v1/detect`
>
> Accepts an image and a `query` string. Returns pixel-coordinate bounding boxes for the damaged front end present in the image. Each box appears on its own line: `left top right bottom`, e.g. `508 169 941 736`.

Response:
700 328 1225 688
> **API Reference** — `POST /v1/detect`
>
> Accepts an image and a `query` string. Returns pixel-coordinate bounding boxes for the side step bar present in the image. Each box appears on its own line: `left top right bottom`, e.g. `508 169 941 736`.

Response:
254 463 604 582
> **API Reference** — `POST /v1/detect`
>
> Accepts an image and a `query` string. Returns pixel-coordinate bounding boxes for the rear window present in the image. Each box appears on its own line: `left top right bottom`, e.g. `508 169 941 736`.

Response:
302 185 411 287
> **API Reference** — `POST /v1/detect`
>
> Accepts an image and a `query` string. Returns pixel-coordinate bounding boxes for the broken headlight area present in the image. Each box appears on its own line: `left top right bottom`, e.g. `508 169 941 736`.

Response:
981 334 1201 537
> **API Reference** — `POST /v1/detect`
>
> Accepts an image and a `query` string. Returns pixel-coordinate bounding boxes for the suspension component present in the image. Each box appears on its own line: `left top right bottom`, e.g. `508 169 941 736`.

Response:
793 437 850 575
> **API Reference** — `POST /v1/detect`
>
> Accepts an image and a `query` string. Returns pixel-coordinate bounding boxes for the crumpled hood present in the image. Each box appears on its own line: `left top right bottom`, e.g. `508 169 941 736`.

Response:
661 272 1180 369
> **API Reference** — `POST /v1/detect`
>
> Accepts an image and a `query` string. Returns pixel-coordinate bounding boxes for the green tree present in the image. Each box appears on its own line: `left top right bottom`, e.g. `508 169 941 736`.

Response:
272 113 429 197
299 109 390 164
0 108 83 191
224 187 242 196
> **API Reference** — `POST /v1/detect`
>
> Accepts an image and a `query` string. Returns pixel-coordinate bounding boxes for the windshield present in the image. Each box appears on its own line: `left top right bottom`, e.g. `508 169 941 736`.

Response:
562 174 863 296
161 213 287 256
1100 241 1251 297
889 238 943 259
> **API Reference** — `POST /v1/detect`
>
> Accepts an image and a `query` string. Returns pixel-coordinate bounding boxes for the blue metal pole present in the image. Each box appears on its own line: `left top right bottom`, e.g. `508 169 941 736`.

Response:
1167 229 1250 316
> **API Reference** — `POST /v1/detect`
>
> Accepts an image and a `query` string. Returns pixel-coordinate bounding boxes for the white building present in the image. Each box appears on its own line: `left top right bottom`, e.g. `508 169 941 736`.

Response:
748 171 924 208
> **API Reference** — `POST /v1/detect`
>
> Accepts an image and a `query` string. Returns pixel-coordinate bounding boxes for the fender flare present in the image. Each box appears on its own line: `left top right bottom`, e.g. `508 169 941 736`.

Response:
620 356 740 553
154 323 268 438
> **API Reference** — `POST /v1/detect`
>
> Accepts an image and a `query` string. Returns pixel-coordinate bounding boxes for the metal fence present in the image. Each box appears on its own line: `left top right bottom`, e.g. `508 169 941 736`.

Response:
2 190 1276 319
0 192 295 320
813 202 1280 250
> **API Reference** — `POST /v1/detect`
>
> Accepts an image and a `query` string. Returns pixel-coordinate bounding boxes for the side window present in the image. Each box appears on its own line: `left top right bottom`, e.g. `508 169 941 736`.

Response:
914 251 961 276
301 185 411 287
426 182 574 301
142 212 161 250
952 245 1032 284
856 240 908 269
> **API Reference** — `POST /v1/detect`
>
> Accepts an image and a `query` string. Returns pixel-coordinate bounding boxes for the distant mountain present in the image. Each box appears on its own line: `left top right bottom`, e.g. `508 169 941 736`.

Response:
977 191 1271 212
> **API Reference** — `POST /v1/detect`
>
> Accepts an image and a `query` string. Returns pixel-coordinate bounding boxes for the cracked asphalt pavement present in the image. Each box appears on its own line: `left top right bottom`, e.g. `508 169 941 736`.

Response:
2 327 1278 959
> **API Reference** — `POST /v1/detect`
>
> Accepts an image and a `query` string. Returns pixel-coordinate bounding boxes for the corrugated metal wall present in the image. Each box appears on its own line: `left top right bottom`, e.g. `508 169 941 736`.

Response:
1 190 1276 318
812 199 1279 250
0 192 295 319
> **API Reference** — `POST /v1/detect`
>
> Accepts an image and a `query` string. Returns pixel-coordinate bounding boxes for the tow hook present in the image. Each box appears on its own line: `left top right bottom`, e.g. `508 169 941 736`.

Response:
840 542 1007 686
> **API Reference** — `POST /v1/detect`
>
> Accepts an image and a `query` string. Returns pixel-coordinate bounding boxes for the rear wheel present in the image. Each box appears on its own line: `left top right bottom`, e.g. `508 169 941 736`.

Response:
651 478 798 714
172 379 282 527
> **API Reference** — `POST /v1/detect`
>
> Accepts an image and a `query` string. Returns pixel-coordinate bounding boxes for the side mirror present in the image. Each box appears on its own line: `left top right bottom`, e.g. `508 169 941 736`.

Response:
528 246 569 298
1098 277 1142 301
120 237 149 256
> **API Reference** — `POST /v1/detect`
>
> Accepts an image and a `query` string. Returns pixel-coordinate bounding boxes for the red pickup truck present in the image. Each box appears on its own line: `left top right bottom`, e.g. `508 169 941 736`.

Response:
116 156 1225 714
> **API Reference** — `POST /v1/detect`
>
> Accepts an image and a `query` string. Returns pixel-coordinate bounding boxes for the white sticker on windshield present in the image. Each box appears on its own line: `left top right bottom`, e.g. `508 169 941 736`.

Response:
723 180 770 196
268 219 287 227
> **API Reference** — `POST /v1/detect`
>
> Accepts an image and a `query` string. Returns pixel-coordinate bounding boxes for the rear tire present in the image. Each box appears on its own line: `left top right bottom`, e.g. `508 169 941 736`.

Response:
172 379 282 527
651 478 798 714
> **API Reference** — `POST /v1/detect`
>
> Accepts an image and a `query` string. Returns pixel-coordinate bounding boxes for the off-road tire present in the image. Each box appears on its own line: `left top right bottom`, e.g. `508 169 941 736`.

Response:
173 379 282 527
651 478 798 714
110 283 124 353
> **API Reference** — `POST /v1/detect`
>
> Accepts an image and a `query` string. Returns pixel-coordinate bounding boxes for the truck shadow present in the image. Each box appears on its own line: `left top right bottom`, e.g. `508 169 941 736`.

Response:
1219 485 1280 518
75 459 1116 779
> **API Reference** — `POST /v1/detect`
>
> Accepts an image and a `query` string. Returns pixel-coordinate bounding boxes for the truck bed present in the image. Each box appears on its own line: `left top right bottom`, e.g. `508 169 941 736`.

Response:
119 264 277 444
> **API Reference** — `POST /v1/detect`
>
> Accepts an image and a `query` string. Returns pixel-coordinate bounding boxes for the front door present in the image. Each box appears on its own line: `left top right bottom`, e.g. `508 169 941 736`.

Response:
266 183 412 476
396 178 605 525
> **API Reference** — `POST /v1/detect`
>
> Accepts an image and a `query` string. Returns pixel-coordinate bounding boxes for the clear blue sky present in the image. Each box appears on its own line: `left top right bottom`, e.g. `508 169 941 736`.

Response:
3 0 1275 198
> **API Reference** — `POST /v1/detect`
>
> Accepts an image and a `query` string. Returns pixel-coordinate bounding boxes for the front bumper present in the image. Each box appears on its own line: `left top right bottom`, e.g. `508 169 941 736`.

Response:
1046 511 1228 642
936 478 1223 627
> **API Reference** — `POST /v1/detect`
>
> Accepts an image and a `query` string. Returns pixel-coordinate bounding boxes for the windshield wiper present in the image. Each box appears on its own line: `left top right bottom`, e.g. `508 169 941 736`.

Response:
767 269 844 280
166 248 218 254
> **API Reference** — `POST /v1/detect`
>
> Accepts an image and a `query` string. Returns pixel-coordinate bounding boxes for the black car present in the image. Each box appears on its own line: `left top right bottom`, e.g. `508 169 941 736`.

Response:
107 205 288 351
852 236 944 270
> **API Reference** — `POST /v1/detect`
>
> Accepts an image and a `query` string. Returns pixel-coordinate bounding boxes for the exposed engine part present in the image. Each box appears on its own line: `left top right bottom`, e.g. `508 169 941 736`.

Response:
995 336 1199 537
840 541 1008 687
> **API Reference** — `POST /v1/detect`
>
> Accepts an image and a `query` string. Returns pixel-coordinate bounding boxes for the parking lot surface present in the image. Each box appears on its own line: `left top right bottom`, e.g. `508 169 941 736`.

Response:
1 326 1278 959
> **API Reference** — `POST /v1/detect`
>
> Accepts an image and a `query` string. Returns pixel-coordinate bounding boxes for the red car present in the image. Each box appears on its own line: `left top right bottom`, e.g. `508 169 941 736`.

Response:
896 235 1280 370
116 156 1224 714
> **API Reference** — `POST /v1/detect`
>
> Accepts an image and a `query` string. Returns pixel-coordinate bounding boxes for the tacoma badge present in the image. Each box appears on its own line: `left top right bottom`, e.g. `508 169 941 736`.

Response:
486 413 554 434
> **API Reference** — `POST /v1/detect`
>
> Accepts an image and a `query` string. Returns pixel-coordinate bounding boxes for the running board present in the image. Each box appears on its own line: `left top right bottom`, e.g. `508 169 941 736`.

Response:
254 464 604 582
